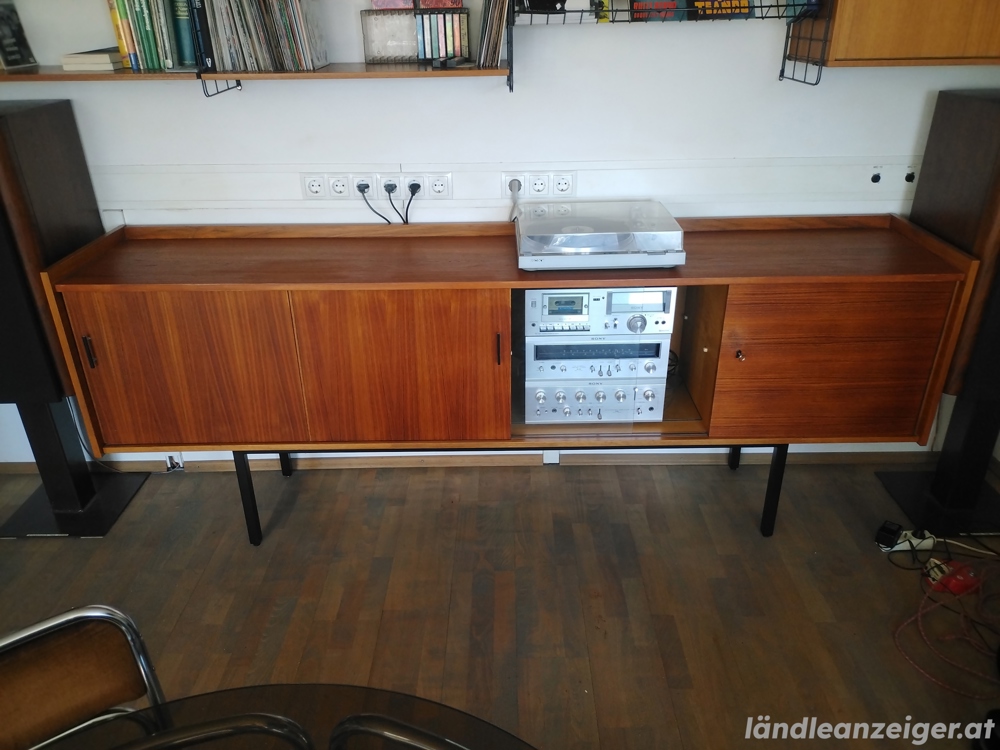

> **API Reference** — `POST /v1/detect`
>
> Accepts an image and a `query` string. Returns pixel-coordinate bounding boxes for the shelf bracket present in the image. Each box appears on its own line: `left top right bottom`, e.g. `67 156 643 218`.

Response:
199 76 243 98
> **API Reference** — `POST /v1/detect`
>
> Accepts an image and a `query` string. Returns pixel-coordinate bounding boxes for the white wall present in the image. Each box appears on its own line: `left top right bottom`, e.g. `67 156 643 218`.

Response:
2 0 1000 464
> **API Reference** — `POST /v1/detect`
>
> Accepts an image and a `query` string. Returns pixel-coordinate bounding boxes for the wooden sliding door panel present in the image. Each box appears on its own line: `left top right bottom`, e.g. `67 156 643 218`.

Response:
710 281 953 440
63 290 307 446
292 289 511 442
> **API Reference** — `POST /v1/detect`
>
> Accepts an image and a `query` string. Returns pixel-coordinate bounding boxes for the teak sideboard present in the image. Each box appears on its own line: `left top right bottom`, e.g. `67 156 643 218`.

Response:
40 216 977 544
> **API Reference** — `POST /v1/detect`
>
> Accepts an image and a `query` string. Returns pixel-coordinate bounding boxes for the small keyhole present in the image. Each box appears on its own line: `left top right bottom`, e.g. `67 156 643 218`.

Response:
735 349 746 361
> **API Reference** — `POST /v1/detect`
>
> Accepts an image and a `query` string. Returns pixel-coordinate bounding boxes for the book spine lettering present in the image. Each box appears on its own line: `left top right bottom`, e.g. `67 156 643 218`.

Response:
105 0 131 63
140 0 163 68
151 0 174 68
187 0 216 70
459 10 468 57
170 0 197 66
116 0 142 70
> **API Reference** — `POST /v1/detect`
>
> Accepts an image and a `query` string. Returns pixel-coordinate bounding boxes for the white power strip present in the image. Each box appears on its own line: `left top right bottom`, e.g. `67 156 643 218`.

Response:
883 530 935 553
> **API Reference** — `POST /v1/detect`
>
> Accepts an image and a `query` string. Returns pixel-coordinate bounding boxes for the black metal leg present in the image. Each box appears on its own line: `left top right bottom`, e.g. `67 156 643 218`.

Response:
233 452 262 546
728 446 742 470
759 444 789 537
279 452 293 477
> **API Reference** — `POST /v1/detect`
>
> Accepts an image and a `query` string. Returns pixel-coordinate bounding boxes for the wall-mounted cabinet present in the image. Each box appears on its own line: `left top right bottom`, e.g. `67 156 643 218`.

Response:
791 0 1000 67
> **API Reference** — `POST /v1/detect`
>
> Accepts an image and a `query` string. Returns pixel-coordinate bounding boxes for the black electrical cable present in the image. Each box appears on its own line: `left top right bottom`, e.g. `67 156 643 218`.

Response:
386 184 406 224
404 182 420 224
358 182 391 224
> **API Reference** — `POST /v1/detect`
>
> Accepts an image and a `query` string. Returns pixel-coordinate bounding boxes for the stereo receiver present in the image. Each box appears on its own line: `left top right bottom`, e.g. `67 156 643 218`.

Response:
523 287 677 424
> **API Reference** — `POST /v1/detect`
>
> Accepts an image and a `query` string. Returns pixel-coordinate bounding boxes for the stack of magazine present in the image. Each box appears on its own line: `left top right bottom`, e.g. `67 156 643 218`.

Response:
477 0 507 67
186 0 327 72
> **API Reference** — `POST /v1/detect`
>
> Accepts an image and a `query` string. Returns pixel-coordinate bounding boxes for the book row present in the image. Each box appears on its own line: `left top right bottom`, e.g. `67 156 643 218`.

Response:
105 0 197 71
513 0 756 22
187 0 327 72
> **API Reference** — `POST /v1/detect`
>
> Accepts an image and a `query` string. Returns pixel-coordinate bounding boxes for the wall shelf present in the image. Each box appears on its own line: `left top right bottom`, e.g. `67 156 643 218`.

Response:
0 62 507 84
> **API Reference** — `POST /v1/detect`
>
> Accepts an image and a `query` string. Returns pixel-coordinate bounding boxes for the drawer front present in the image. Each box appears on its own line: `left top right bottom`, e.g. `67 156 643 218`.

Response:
709 281 953 441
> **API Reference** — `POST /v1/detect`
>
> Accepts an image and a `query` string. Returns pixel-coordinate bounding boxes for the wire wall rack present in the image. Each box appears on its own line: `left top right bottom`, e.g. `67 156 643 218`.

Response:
510 0 830 86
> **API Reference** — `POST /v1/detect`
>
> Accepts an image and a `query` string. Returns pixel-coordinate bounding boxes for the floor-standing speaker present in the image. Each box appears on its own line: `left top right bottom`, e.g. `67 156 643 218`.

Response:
877 89 1000 534
0 100 146 537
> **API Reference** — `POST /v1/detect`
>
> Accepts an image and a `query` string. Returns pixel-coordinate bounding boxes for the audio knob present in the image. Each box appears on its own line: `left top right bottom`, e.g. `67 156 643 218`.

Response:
615 390 627 403
555 391 567 403
629 363 637 372
644 362 656 374
627 315 647 333
535 391 546 404
643 389 655 401
575 391 586 402
563 407 571 416
595 391 607 402
560 365 567 372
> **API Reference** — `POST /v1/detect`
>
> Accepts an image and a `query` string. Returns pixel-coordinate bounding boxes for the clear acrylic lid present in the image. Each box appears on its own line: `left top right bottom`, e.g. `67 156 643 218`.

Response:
516 200 683 256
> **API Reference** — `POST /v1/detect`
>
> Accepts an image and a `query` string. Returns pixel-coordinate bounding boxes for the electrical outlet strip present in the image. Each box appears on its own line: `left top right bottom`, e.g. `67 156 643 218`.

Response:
884 530 935 553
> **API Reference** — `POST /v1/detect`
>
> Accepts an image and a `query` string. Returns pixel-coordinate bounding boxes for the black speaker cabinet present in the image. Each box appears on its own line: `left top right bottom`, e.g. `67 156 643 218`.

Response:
878 89 1000 534
0 100 146 537
0 100 106 402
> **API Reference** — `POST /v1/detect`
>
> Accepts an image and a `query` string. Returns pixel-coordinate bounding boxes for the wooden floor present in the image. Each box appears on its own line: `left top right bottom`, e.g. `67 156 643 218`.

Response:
0 461 995 749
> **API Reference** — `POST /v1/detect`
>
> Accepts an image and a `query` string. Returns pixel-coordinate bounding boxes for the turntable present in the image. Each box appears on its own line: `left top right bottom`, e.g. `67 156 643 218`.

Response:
515 199 685 271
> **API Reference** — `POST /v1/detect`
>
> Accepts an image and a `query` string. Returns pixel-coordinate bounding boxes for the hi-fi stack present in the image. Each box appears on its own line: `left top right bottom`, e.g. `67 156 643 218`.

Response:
524 287 677 424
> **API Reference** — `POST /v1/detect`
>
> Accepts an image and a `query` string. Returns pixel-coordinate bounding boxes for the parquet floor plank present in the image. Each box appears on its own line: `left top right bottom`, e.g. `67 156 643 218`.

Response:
0 460 994 749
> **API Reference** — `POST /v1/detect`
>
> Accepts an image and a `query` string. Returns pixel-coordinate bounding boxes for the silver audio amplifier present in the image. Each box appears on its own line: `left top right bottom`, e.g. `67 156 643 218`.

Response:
522 286 677 425
525 336 670 381
525 382 667 424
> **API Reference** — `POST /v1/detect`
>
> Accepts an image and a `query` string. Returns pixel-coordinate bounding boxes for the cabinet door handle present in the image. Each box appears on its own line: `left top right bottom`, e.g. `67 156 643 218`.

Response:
735 349 746 361
496 333 502 365
82 335 98 368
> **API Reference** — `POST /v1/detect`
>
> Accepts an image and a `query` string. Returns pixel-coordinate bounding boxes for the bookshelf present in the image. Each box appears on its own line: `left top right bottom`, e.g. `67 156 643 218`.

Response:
0 62 507 83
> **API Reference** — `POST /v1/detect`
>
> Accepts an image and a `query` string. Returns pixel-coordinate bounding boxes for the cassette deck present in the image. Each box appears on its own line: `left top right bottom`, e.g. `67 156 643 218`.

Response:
523 287 677 425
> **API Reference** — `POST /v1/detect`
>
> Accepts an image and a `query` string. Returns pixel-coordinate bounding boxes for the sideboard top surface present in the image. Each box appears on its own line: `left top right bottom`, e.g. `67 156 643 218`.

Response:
49 216 969 291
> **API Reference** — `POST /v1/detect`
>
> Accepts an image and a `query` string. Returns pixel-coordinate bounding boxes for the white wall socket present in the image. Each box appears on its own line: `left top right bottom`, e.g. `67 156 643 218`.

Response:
403 175 427 199
328 175 351 198
352 175 376 199
377 173 403 198
529 174 550 196
302 173 327 199
502 173 526 197
427 173 451 199
553 172 576 195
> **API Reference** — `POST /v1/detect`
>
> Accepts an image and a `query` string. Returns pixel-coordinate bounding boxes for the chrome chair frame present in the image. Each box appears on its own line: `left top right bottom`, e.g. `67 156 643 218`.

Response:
0 605 167 748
